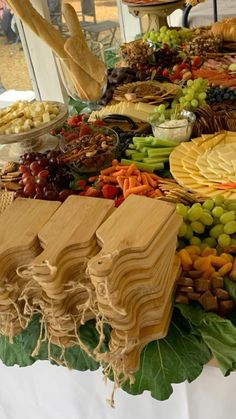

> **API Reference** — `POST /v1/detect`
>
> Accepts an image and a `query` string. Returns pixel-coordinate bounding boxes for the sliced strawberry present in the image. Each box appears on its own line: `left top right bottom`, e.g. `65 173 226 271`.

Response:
67 115 81 127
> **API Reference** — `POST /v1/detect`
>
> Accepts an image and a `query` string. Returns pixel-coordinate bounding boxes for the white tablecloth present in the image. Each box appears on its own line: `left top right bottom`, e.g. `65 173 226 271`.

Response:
0 362 235 419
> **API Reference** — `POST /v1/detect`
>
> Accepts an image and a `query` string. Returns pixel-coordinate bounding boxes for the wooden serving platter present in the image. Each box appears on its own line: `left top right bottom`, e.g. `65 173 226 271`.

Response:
0 102 68 145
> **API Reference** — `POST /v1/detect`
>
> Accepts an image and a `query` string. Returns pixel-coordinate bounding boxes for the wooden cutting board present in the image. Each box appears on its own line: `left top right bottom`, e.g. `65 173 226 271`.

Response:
34 195 114 266
0 198 60 257
88 195 176 277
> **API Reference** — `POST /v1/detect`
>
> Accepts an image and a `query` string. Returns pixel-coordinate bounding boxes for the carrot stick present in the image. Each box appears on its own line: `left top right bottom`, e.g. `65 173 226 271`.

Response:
112 169 126 177
100 166 117 176
123 178 129 198
141 173 151 187
115 165 130 170
126 163 136 177
101 176 118 184
88 176 98 182
125 184 149 197
148 173 162 180
112 159 118 166
153 189 164 197
129 176 137 189
117 176 125 188
144 172 158 188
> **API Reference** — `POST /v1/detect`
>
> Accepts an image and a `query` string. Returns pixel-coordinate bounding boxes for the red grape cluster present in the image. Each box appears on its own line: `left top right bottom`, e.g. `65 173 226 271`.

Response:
15 150 74 202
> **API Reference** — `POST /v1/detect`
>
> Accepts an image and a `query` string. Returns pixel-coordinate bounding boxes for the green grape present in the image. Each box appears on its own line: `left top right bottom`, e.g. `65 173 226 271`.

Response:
218 233 231 248
212 206 224 218
187 80 193 87
191 221 205 234
202 199 214 211
200 211 213 226
191 203 202 209
198 92 207 100
203 237 217 248
224 221 236 235
184 225 193 240
220 211 235 224
176 203 188 217
178 222 188 237
231 239 236 245
158 104 166 113
227 203 236 211
212 217 220 225
191 99 198 108
210 224 224 238
190 236 202 246
187 206 203 221
214 194 224 206
185 93 194 101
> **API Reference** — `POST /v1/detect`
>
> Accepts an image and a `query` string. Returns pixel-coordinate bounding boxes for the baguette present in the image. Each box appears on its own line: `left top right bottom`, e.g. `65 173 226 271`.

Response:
7 0 67 58
64 36 106 85
212 18 236 42
62 3 85 39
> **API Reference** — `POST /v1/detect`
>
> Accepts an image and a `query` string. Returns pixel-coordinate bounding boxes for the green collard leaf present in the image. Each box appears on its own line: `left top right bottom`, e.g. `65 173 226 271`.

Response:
224 277 236 305
0 316 100 372
177 303 236 376
0 315 41 367
122 309 210 401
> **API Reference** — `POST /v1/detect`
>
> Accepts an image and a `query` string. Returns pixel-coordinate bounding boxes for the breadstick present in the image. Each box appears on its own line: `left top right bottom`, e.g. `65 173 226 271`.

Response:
62 3 85 39
7 0 67 58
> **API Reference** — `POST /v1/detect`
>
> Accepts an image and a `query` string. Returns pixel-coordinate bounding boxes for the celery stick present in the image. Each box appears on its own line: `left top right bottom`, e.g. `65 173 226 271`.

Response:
133 136 154 144
151 139 178 147
147 148 174 158
121 159 164 172
142 157 169 164
125 149 137 157
128 144 136 150
132 152 146 161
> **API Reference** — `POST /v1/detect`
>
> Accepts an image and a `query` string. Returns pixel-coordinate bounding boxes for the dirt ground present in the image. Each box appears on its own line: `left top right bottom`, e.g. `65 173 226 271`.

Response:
0 0 119 91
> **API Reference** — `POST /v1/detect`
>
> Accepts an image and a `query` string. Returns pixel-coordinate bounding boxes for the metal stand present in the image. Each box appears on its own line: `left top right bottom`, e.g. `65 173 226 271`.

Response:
182 0 218 28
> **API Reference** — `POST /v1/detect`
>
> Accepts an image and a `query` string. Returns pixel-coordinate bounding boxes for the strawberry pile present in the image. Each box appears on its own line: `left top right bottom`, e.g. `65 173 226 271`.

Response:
51 114 106 143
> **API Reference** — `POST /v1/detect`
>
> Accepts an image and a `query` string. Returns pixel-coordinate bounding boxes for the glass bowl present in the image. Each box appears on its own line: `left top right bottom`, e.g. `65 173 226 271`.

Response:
58 127 119 174
151 110 196 143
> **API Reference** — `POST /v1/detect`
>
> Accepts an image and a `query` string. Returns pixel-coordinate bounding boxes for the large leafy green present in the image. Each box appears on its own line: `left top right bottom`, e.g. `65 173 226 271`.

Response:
177 303 236 376
122 309 211 401
0 316 99 371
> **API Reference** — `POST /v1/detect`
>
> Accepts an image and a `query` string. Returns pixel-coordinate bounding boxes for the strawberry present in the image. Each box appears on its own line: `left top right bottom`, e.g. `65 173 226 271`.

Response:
76 179 87 190
64 132 80 142
67 115 81 127
162 68 169 78
102 184 118 199
114 195 125 207
191 56 202 68
79 124 92 137
93 119 106 127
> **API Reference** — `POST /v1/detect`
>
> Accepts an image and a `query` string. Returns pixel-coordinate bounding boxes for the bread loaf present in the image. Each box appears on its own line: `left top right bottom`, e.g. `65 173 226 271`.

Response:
212 18 236 42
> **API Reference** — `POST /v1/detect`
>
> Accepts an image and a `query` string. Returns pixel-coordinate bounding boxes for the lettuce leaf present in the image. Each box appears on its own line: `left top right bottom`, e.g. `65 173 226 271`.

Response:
176 303 236 376
122 309 211 401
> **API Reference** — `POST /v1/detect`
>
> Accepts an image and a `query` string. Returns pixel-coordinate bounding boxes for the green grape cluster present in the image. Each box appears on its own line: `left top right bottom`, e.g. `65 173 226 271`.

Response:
174 78 208 111
149 104 173 124
143 26 193 48
176 196 236 250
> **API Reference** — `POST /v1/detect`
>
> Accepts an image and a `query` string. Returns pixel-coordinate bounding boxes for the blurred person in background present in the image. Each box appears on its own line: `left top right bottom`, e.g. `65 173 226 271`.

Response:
0 0 17 44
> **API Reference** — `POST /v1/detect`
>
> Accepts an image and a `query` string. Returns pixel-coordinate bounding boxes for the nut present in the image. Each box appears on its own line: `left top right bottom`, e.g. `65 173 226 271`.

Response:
85 150 97 158
101 141 108 150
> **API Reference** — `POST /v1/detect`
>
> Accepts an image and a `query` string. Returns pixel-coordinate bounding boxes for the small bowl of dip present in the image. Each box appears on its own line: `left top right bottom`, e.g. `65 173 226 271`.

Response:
151 110 196 143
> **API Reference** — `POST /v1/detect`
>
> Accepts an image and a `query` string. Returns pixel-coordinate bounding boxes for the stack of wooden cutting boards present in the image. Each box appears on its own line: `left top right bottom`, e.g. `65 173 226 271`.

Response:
88 194 182 373
0 194 181 373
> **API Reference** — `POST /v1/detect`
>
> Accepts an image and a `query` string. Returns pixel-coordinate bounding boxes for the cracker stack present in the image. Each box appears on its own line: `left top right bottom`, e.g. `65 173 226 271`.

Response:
88 195 182 374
